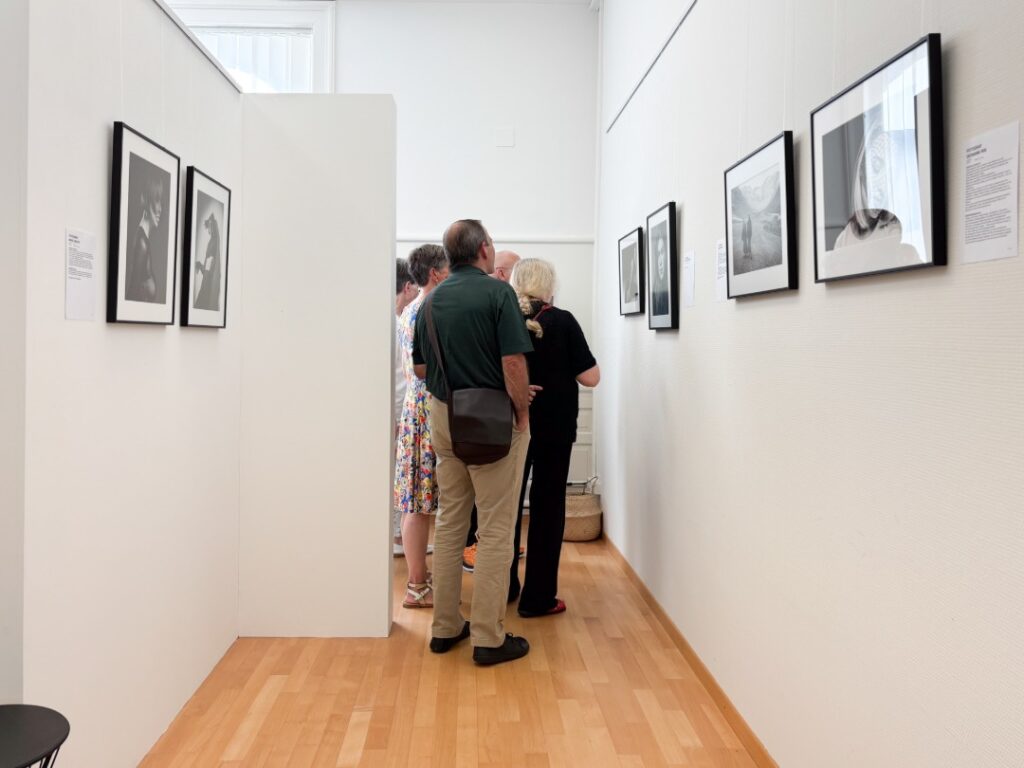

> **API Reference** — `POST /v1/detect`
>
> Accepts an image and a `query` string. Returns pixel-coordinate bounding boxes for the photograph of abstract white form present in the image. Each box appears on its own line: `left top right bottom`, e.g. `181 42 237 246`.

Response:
811 34 946 281
618 227 644 315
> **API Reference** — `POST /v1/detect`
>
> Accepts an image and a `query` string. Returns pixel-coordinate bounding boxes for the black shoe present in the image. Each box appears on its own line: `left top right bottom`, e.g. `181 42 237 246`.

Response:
472 634 530 666
429 621 470 654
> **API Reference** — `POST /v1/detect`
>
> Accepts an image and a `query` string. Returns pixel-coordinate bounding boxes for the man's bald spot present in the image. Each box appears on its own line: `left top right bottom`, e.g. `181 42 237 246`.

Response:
493 250 521 282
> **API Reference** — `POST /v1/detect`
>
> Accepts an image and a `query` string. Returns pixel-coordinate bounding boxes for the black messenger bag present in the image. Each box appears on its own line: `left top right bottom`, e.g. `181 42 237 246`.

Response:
423 296 513 465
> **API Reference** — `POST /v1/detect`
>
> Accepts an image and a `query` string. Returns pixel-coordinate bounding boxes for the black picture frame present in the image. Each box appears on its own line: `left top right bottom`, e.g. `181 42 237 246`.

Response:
810 33 946 283
107 121 181 324
618 228 645 316
646 202 678 330
181 167 232 328
724 131 798 298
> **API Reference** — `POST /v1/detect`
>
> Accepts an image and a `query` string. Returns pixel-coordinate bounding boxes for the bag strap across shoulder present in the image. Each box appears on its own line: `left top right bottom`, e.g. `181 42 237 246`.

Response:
422 294 451 402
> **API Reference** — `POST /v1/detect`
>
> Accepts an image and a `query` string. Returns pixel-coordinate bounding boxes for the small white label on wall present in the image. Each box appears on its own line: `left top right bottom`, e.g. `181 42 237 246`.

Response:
683 249 696 308
715 239 728 301
65 227 96 321
964 121 1019 263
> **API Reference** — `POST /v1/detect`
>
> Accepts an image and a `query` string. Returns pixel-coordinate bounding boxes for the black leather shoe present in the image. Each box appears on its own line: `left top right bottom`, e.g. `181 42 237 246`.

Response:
472 634 530 666
429 621 470 654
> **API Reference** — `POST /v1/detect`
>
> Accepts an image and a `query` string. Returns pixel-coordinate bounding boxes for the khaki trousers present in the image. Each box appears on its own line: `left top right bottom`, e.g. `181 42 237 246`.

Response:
429 400 530 648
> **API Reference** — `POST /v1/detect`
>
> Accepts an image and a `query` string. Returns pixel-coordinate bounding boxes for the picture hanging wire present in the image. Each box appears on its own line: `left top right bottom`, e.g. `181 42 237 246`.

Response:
605 0 700 134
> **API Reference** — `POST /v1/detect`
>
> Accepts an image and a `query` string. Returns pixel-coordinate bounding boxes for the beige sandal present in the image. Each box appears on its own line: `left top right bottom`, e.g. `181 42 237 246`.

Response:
404 581 433 608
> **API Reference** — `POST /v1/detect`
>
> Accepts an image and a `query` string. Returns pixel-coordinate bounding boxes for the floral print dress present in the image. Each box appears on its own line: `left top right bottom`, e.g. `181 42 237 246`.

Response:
394 295 438 516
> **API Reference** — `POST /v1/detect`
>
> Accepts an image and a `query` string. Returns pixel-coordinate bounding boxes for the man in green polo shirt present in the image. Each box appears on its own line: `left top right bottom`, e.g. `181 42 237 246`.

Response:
412 219 533 666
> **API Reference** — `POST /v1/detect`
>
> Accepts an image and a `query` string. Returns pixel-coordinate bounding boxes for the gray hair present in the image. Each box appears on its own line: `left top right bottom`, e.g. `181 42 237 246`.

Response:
395 258 413 295
407 244 448 287
443 219 490 268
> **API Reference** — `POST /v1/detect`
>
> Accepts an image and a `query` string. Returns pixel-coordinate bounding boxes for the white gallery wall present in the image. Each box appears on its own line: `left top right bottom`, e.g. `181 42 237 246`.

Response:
595 1 1024 767
239 94 396 638
336 0 599 338
5 1 399 764
19 0 244 765
0 0 29 706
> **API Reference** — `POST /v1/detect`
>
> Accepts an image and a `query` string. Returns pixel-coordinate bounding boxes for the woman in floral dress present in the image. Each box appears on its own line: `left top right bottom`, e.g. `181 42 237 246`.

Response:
395 244 449 608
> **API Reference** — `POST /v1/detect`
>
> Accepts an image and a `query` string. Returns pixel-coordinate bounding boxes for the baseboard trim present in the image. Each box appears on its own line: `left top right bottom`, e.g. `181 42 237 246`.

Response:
603 536 778 768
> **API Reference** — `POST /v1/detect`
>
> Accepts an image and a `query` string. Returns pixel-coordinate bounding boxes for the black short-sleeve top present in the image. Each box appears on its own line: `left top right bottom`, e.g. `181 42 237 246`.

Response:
524 301 597 443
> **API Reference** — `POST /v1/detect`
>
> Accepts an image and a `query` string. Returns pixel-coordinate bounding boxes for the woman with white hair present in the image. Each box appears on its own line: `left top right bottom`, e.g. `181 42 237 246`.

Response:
510 258 599 618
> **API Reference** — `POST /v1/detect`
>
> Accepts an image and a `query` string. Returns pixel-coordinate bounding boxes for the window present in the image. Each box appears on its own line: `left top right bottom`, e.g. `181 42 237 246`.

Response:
168 0 335 93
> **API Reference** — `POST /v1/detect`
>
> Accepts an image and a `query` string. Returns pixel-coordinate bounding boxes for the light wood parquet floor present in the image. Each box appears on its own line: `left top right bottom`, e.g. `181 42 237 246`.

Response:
140 531 759 767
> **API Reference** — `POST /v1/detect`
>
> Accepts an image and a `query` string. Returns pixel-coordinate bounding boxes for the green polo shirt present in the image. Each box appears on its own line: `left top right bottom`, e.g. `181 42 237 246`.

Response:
412 265 533 402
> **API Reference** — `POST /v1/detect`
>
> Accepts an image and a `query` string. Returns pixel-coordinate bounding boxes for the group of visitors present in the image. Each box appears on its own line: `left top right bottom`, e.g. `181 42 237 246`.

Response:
392 219 599 665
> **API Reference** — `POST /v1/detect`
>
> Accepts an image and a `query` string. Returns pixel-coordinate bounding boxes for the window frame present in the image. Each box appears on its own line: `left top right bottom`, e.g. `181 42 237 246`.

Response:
168 0 335 93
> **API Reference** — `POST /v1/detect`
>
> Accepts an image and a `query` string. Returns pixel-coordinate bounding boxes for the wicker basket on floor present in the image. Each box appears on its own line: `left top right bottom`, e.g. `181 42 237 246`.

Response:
563 494 602 541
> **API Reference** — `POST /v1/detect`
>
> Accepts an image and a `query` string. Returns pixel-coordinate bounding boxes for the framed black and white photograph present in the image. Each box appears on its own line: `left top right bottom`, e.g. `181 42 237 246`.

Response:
181 167 231 328
811 33 946 282
107 122 180 324
618 228 644 315
646 202 678 330
724 131 797 298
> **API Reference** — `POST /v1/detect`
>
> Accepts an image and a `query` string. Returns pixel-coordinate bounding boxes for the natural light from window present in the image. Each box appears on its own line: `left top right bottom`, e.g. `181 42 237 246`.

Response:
168 0 335 93
194 27 314 93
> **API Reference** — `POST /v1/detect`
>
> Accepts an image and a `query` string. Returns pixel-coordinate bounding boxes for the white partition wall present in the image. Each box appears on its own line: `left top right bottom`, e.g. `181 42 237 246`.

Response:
6 1 396 764
0 0 29 706
18 1 244 765
239 95 396 638
595 1 1024 766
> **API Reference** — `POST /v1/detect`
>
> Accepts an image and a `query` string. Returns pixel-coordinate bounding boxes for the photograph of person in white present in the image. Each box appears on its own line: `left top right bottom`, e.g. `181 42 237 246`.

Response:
650 223 669 317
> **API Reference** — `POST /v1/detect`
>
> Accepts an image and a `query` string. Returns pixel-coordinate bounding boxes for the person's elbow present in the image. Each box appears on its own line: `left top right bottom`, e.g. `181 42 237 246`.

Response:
501 353 527 375
413 364 428 380
576 364 600 388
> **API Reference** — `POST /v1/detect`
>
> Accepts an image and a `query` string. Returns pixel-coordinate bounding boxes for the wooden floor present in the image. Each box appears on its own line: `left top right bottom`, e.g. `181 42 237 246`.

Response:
141 533 759 767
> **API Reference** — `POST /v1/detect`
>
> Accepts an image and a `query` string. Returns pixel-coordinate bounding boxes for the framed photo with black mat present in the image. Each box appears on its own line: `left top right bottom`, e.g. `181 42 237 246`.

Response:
724 131 797 298
181 167 231 328
107 122 180 324
811 33 946 282
618 228 644 315
646 202 678 329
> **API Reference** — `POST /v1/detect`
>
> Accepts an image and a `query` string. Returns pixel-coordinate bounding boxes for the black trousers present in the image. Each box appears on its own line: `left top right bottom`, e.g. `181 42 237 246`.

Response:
466 506 478 548
515 436 574 614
